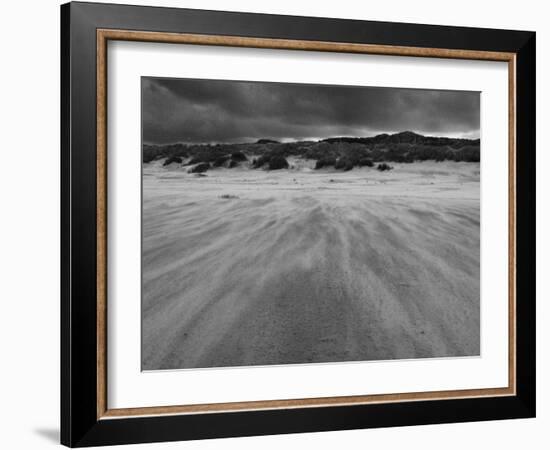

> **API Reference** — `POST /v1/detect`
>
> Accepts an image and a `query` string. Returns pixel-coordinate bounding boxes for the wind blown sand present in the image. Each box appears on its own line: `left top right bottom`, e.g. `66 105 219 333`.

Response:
142 161 480 370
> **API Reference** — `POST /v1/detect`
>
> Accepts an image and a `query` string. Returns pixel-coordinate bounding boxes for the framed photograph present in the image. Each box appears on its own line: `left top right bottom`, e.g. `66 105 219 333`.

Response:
61 2 536 447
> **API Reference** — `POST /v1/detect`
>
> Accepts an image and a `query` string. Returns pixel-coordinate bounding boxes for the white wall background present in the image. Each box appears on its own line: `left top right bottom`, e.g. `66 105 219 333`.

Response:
0 0 546 448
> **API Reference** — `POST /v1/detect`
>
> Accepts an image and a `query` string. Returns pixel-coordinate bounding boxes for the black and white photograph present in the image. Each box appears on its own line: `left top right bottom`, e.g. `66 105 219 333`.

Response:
141 77 481 371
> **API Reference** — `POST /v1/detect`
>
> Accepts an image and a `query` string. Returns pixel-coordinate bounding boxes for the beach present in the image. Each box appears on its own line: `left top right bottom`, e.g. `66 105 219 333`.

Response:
141 160 480 370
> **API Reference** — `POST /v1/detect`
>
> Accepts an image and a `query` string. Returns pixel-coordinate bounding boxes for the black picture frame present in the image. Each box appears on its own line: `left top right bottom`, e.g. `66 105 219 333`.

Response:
61 1 536 447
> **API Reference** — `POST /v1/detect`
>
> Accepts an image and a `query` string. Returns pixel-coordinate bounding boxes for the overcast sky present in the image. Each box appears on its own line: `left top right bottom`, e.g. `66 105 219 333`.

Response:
142 77 480 144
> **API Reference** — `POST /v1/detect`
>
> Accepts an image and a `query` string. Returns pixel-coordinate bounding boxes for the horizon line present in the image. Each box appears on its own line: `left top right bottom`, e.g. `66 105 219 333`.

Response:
144 130 481 146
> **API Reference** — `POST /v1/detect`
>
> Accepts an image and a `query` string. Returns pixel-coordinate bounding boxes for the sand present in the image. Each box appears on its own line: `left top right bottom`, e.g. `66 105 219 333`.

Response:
141 160 480 370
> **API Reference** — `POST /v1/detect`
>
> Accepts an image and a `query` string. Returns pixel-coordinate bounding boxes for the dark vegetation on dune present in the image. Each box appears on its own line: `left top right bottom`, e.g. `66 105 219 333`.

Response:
144 131 480 172
377 163 393 172
334 157 354 171
188 162 210 173
162 155 182 166
267 155 290 170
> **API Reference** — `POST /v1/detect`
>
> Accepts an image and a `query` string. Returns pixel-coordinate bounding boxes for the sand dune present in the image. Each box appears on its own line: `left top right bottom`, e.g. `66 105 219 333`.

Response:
142 161 480 370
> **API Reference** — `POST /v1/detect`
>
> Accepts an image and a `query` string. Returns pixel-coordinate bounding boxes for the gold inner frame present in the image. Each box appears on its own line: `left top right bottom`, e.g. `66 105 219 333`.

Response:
96 29 517 420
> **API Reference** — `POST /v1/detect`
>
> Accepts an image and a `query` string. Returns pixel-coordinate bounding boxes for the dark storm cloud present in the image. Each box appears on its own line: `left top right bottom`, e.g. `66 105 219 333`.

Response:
142 77 480 144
